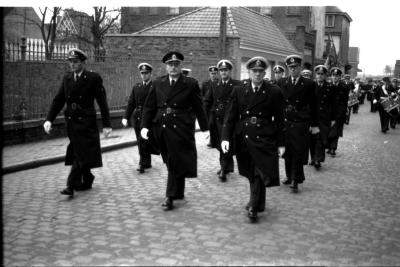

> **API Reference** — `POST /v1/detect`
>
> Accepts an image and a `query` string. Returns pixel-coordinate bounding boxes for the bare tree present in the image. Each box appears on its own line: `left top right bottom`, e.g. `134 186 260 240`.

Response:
384 65 393 76
91 7 120 60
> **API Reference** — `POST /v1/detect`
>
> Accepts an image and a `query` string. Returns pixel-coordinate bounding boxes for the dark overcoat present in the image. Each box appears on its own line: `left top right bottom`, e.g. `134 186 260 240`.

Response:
329 82 349 138
204 79 241 151
278 76 319 164
222 80 285 187
315 81 336 145
141 75 209 178
124 81 159 155
46 70 111 168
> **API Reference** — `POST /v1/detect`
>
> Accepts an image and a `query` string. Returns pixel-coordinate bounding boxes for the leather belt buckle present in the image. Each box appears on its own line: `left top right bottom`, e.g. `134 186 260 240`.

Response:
250 116 257 124
166 107 172 114
71 103 77 110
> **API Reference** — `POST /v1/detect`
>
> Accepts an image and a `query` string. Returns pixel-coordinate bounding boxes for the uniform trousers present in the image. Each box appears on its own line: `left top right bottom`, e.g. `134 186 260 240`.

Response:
248 164 266 211
389 109 398 128
67 160 94 189
166 171 185 199
284 149 305 183
309 133 325 163
134 126 151 167
378 107 391 132
216 120 234 172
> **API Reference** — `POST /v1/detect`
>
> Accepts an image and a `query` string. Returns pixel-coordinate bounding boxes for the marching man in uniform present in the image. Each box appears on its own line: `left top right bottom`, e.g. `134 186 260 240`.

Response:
122 63 158 174
44 48 112 197
271 65 285 84
278 55 319 193
204 59 241 182
140 51 209 211
221 56 285 221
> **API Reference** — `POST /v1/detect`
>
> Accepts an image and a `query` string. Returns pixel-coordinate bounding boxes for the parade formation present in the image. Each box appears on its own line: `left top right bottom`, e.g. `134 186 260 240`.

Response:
43 48 400 223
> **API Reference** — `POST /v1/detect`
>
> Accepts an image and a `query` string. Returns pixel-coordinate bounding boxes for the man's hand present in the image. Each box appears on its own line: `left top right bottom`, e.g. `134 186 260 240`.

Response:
141 128 149 140
121 118 128 127
310 126 320 134
278 146 285 157
221 140 230 153
103 127 112 138
43 121 52 134
373 99 377 104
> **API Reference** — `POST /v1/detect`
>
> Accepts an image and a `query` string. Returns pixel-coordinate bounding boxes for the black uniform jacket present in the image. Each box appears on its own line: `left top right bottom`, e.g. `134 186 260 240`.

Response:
278 76 319 164
141 74 209 178
124 81 153 128
201 79 218 100
373 85 392 109
222 80 285 187
315 81 336 144
46 70 111 168
204 78 241 150
328 82 349 138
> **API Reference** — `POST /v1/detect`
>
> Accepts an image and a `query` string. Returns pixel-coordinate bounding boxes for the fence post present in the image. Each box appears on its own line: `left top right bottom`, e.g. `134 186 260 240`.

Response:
20 36 27 61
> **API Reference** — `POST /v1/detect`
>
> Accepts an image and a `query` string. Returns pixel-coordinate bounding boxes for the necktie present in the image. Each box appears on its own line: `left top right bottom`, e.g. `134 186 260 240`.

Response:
74 73 79 82
171 80 176 87
254 86 259 93
292 77 295 85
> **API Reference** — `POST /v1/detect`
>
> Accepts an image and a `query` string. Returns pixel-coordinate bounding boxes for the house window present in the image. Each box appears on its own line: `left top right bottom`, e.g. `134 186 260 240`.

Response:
168 7 179 15
326 15 335 27
149 7 159 15
286 6 303 15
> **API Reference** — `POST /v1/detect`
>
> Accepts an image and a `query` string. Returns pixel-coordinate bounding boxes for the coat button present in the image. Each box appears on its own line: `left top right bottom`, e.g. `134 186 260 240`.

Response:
163 124 166 128
68 116 71 119
245 135 248 138
245 123 248 126
259 112 262 115
246 111 249 114
173 125 176 128
173 114 176 117
256 136 259 139
79 96 82 99
163 113 166 116
257 124 260 127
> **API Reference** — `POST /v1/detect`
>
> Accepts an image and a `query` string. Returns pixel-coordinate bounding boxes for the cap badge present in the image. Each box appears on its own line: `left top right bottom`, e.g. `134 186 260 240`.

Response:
290 57 295 63
256 60 261 66
172 54 177 60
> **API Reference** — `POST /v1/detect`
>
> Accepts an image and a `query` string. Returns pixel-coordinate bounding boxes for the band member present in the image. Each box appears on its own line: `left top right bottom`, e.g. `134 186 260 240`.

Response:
221 56 285 221
278 55 319 193
271 65 285 84
201 66 219 148
393 78 400 124
122 63 157 173
204 59 240 182
373 77 396 133
43 48 112 197
181 68 191 77
140 51 209 211
326 67 349 156
365 79 377 112
300 69 312 80
309 65 336 169
353 77 362 111
356 78 366 105
343 74 356 123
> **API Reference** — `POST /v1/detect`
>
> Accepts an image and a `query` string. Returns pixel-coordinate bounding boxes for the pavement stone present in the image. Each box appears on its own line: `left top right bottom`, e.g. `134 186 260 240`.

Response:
2 104 400 265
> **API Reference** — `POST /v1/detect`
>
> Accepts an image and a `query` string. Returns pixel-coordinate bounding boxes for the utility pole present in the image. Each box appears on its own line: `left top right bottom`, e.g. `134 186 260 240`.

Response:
219 7 227 58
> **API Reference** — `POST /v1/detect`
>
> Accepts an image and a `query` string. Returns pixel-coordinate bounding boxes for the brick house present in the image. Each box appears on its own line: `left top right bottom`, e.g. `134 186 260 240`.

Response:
324 6 352 71
3 7 43 42
348 47 362 78
104 7 298 81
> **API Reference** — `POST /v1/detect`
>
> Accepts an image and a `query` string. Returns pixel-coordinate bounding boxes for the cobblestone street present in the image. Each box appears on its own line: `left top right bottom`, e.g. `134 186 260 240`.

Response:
3 104 400 266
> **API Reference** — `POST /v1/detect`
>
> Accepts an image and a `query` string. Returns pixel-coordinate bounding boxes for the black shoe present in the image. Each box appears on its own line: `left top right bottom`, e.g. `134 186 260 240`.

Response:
75 183 92 191
219 171 227 182
136 166 145 173
217 169 222 175
282 179 292 185
172 195 184 200
207 143 212 148
142 164 152 169
60 187 74 196
314 161 321 169
245 204 264 213
309 161 315 166
248 207 258 221
326 149 332 155
161 197 173 211
331 150 336 156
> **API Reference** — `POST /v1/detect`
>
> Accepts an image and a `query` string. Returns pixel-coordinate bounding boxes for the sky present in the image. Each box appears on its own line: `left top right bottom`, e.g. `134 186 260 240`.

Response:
4 0 400 76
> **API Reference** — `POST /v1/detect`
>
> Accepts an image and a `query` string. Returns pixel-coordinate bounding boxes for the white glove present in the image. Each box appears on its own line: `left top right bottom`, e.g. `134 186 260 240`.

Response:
221 140 230 153
121 118 128 127
310 127 320 134
278 146 285 157
373 99 377 104
141 128 149 140
103 127 112 138
43 121 52 134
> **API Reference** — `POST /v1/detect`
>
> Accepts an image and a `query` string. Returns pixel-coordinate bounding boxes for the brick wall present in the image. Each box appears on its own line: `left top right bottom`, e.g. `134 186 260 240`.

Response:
104 34 241 80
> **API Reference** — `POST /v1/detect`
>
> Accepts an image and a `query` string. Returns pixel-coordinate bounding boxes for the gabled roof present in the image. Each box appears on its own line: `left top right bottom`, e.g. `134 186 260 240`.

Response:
326 6 352 22
133 7 298 55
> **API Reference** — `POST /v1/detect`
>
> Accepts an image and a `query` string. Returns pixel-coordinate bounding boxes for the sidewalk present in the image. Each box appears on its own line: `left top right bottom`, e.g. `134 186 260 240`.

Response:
2 127 138 174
